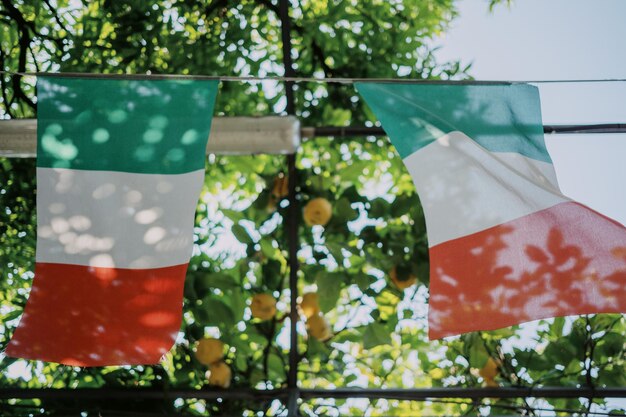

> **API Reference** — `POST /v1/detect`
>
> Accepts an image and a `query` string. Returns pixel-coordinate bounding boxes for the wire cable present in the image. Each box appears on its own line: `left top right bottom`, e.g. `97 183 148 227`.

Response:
2 70 626 84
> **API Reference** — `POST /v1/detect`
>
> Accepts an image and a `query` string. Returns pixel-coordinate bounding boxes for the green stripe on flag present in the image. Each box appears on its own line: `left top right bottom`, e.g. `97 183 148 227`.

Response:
36 77 219 174
356 83 551 163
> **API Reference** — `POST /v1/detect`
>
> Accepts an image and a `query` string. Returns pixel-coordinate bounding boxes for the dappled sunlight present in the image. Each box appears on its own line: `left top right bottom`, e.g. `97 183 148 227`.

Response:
35 167 204 270
406 131 566 248
6 263 187 366
358 83 626 339
429 202 626 339
357 83 551 164
36 78 215 173
143 275 186 294
5 76 219 367
138 311 179 328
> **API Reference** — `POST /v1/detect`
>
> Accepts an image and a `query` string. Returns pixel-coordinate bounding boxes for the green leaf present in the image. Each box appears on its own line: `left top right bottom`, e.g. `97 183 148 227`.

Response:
467 334 489 368
307 337 331 358
259 238 276 258
344 373 358 385
596 332 624 357
391 194 416 217
229 287 246 322
196 298 235 328
195 272 238 297
369 198 389 218
317 272 342 313
222 208 245 222
234 352 248 372
184 274 198 301
2 309 22 322
334 197 358 222
354 273 375 291
326 241 345 263
592 314 618 331
544 339 578 364
551 317 566 337
261 259 283 290
363 322 392 350
516 350 553 371
268 352 285 380
232 223 254 244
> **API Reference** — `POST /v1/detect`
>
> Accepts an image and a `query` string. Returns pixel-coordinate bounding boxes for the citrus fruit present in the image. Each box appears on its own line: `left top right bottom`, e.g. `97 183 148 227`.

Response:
483 376 499 387
307 313 332 341
250 293 277 320
299 292 320 319
478 357 499 380
303 198 332 226
272 174 289 199
194 337 224 366
207 361 231 388
266 195 278 213
389 266 417 290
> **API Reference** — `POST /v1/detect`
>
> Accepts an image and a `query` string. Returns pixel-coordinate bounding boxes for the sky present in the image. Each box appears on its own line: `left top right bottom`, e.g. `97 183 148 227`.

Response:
434 0 626 225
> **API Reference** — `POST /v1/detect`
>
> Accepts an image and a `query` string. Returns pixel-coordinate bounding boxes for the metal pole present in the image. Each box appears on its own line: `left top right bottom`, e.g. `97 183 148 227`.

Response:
278 0 300 416
300 124 626 138
298 387 626 400
2 387 625 401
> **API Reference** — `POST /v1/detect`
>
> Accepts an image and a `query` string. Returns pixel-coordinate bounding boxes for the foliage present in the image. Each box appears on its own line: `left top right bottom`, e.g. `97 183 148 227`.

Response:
488 0 513 11
0 0 625 416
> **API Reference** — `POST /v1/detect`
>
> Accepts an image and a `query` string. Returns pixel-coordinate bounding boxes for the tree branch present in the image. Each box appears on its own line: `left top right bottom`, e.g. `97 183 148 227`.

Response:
1 0 36 110
0 48 15 118
42 0 70 33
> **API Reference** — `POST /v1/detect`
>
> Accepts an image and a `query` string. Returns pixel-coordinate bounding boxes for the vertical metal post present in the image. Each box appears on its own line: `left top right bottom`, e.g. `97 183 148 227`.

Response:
279 1 296 114
279 0 300 416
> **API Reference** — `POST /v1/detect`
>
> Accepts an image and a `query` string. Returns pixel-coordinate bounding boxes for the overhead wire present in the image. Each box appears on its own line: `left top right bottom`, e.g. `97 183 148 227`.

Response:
2 70 626 136
1 69 626 84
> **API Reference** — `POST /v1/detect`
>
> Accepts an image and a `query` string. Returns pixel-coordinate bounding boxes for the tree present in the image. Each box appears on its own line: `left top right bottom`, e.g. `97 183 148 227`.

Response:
1 1 624 416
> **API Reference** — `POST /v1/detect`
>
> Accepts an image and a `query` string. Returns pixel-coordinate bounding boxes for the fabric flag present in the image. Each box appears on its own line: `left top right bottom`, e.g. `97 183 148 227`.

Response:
357 82 626 339
6 77 218 365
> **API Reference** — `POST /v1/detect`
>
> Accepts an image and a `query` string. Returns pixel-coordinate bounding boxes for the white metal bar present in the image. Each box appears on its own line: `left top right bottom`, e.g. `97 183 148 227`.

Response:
0 116 301 157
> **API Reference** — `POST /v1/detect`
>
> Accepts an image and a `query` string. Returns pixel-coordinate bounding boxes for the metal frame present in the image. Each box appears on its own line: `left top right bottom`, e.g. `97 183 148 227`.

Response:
279 0 301 414
1 387 624 417
2 2 626 416
302 124 626 138
0 117 302 157
2 387 625 401
2 120 624 158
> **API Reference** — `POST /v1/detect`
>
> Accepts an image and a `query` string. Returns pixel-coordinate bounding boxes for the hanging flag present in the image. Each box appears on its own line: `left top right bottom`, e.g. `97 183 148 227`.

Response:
357 82 626 339
6 77 218 365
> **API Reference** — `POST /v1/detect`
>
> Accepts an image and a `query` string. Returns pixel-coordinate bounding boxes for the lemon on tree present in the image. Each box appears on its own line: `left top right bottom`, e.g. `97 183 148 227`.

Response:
483 377 499 387
303 197 332 226
389 266 417 290
266 194 278 213
478 357 499 380
299 292 320 319
267 174 289 212
194 337 224 366
271 174 289 199
478 357 500 387
207 360 232 388
307 313 332 341
250 293 277 320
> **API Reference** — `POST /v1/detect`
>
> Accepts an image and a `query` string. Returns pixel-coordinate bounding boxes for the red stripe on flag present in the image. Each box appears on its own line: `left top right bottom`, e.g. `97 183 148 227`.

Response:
428 202 626 339
6 262 188 366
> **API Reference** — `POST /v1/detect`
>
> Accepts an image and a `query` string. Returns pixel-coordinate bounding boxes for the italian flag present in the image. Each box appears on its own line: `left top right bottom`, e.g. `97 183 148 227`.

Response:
6 77 218 365
357 82 626 339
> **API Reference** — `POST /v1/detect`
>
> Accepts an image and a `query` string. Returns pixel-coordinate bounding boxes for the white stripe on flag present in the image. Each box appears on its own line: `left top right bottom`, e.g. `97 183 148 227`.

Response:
403 131 569 247
36 167 204 269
